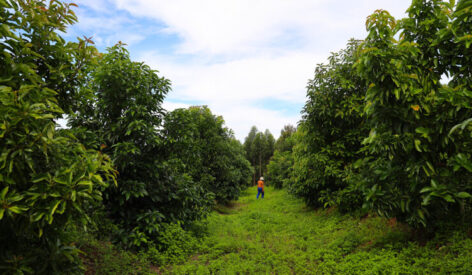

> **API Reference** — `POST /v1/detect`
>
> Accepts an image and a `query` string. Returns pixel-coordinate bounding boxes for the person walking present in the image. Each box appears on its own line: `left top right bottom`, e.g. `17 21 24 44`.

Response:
257 177 265 199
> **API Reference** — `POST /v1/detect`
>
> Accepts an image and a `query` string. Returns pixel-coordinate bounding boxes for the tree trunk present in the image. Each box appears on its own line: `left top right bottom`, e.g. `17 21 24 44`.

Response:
259 153 262 177
253 157 256 185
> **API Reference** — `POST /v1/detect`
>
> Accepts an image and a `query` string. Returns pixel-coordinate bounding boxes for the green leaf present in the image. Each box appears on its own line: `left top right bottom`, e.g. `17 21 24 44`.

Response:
31 212 45 222
394 89 400 99
77 181 93 192
431 179 438 188
420 187 432 193
414 139 422 152
422 195 431 206
0 186 8 200
456 192 472 199
92 174 103 183
443 195 455 203
49 200 61 218
415 127 430 138
47 124 54 139
8 206 27 214
455 154 472 172
450 118 472 135
426 161 435 174
417 209 425 220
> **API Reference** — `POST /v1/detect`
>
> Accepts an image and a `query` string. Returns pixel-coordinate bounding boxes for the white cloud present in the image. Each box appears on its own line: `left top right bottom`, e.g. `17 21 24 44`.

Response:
113 0 410 56
212 105 300 142
162 100 299 141
74 13 130 32
141 50 320 140
66 7 148 47
142 50 323 103
72 0 413 140
162 101 190 111
114 0 322 55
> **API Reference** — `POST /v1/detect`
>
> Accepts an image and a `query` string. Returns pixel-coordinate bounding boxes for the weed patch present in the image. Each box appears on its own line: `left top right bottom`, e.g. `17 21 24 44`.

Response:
165 187 472 274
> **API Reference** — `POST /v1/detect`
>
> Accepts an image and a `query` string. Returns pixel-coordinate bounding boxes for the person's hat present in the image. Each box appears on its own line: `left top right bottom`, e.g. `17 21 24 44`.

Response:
260 177 264 180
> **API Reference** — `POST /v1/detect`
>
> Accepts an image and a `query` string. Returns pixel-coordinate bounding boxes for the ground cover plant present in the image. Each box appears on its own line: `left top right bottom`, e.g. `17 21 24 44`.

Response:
165 187 472 274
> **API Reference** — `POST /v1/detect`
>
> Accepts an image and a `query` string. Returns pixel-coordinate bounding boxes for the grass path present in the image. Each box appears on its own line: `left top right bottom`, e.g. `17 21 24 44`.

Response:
165 187 472 274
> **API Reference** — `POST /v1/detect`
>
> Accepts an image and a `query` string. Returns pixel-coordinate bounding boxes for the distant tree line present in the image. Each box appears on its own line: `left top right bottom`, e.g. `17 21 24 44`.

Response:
243 126 275 184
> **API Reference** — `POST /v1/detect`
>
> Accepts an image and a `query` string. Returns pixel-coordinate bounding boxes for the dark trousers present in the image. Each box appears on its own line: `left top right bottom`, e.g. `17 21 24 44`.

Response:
257 187 264 199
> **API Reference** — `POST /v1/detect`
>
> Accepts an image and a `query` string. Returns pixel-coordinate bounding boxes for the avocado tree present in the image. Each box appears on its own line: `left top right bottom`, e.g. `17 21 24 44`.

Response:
267 125 297 189
355 0 472 228
163 106 252 203
0 1 115 273
288 40 368 211
70 45 214 248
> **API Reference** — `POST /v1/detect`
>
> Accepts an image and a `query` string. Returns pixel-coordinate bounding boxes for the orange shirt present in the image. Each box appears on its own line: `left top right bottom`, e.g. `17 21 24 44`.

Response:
257 180 264 188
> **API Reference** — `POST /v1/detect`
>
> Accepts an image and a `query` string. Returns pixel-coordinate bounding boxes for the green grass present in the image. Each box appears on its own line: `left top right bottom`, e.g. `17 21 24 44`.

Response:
163 187 472 274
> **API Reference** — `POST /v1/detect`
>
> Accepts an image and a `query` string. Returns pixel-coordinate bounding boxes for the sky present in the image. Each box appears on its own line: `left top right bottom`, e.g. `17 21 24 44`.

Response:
65 0 413 140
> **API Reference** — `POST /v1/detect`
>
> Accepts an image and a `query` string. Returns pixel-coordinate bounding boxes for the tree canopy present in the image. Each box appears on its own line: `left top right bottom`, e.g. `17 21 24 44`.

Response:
243 126 275 184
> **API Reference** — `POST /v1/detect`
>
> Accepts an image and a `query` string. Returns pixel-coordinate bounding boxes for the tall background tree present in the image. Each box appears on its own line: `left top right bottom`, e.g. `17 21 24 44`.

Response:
275 125 296 152
243 127 275 184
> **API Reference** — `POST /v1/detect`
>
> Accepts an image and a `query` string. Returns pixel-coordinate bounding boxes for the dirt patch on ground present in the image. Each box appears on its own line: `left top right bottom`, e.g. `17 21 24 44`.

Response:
79 244 100 275
326 206 337 214
358 240 374 249
214 201 247 214
149 265 161 274
225 201 246 209
387 217 397 228
190 254 200 261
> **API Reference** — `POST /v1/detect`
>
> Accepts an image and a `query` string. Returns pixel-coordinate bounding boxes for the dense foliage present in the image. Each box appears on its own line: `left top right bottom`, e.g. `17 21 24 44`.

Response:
288 40 368 212
69 45 217 249
163 106 252 203
0 1 115 273
243 126 275 184
266 125 296 189
354 0 472 228
286 0 472 229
